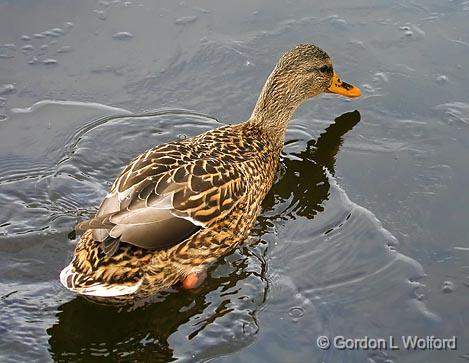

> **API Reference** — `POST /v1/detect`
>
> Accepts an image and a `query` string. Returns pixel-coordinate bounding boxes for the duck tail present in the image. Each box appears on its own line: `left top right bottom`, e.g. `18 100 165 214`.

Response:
60 230 144 298
60 263 143 297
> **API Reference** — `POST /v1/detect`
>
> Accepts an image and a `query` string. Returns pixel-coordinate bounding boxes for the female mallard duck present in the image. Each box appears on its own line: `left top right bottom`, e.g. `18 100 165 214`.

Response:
60 43 360 300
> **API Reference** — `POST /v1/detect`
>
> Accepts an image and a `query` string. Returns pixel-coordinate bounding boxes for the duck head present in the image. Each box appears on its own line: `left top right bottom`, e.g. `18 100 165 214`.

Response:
251 43 360 129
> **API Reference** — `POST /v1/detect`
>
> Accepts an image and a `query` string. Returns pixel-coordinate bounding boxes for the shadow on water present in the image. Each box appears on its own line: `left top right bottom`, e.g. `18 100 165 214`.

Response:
263 110 361 220
47 110 360 362
48 261 262 361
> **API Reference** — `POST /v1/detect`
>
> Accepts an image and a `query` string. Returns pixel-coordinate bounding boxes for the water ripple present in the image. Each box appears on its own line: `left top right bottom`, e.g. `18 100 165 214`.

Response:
0 102 432 362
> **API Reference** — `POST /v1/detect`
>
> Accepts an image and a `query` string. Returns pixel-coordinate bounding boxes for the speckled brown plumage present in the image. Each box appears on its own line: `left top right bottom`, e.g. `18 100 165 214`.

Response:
60 43 360 300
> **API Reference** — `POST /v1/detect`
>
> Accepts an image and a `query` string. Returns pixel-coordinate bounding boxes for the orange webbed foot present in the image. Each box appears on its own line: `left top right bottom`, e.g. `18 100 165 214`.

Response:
182 270 207 289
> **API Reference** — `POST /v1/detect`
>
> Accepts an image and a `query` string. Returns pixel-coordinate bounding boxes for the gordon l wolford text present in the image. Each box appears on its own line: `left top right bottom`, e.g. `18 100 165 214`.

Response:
333 335 457 350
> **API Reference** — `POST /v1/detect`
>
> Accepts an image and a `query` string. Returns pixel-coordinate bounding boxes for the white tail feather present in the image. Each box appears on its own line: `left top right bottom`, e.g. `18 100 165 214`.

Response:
60 263 142 297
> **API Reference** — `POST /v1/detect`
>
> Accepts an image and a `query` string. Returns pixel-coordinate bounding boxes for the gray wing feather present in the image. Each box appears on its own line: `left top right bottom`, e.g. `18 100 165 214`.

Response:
76 144 247 252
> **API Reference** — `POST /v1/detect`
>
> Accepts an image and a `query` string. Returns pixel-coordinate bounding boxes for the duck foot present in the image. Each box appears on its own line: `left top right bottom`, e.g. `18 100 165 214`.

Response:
182 270 207 289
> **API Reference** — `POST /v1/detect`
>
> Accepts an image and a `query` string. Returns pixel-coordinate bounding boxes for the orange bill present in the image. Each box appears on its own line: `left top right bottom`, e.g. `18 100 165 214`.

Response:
326 72 361 98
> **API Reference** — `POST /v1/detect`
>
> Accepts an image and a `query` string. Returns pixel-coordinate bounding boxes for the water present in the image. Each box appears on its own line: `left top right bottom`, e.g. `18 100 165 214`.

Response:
1 0 468 362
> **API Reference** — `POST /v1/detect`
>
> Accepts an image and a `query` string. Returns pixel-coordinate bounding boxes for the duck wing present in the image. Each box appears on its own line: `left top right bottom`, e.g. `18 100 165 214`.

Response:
76 143 248 253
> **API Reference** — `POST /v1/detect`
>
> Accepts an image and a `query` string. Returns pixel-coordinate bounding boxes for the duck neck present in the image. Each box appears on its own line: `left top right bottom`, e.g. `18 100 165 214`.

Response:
248 69 303 149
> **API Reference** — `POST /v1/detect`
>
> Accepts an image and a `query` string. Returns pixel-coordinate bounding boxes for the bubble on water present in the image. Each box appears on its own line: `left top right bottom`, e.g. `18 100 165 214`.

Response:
400 24 425 39
65 22 74 29
436 75 448 85
40 44 49 51
50 28 65 35
408 278 423 288
42 30 60 38
21 44 34 52
112 31 134 40
39 28 65 38
43 58 58 65
416 293 425 301
399 25 413 36
56 46 72 54
0 84 16 96
28 57 39 65
288 306 304 322
441 280 455 293
175 15 198 26
20 35 31 41
4 44 16 49
0 114 7 121
33 33 46 39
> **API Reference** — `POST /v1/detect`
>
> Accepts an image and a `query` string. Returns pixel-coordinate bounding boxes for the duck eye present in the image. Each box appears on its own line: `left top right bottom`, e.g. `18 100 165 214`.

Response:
319 65 330 73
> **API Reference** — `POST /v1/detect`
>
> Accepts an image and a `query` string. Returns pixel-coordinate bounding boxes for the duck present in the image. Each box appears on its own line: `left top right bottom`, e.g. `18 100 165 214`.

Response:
60 43 361 300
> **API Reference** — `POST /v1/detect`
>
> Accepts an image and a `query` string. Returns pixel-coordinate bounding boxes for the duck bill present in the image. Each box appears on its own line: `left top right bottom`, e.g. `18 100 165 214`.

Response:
326 72 361 98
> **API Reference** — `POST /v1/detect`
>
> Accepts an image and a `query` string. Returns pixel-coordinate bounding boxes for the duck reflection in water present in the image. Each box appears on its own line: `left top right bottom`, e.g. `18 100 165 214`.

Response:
48 110 360 362
262 110 361 219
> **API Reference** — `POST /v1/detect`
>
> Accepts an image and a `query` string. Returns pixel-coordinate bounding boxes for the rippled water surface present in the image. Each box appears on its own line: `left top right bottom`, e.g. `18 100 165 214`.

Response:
1 0 468 362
